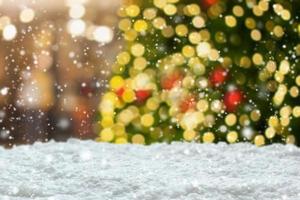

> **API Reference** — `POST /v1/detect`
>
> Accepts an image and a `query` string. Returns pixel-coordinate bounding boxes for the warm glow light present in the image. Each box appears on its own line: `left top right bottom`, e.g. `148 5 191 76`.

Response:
196 42 211 58
20 8 35 23
67 19 86 36
0 87 9 96
0 16 11 30
69 4 86 19
3 24 17 41
93 26 114 44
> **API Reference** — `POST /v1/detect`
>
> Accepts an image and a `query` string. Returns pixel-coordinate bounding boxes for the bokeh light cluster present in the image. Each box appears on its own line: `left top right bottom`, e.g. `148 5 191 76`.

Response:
98 0 300 146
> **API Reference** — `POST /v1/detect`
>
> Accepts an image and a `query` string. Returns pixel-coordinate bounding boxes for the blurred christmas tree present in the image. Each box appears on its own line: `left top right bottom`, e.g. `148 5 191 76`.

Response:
97 0 300 146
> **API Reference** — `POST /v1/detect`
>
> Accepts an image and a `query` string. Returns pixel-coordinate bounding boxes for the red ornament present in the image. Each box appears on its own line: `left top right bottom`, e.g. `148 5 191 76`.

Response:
201 0 219 8
161 71 183 90
115 87 125 97
180 96 196 113
210 67 228 87
224 89 244 112
135 90 152 103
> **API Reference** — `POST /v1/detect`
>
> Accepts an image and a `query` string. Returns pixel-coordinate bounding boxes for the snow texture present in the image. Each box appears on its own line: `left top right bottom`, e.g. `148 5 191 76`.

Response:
1 139 300 200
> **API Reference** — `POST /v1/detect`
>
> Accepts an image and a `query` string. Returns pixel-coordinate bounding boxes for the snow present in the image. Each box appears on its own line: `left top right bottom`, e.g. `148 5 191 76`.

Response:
1 140 300 200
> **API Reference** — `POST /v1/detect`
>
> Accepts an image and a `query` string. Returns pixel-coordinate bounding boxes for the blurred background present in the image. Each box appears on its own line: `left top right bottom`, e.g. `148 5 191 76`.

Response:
0 0 122 147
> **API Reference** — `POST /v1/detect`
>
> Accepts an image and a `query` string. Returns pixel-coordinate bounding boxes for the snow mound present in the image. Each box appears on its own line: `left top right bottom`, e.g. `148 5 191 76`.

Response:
0 140 300 200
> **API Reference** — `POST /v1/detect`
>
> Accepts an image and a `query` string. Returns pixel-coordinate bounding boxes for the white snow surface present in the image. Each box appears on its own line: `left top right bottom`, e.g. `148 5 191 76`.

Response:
1 140 300 200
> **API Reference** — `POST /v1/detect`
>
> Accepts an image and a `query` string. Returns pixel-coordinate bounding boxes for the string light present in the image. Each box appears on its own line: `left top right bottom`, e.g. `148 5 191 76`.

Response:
19 8 35 23
3 24 17 41
69 4 86 19
93 26 114 44
67 19 86 36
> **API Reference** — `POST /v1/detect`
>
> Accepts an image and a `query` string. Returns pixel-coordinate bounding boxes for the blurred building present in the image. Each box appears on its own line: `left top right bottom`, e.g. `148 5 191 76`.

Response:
0 0 121 147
